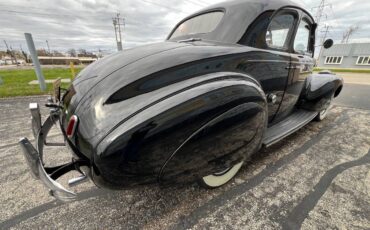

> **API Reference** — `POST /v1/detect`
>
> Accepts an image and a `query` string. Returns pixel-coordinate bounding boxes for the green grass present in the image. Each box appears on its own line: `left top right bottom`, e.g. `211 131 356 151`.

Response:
314 67 370 73
0 66 368 98
0 68 83 98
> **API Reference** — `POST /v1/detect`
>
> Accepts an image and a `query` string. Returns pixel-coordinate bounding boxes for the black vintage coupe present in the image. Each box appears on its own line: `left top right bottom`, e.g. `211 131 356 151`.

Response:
20 0 343 201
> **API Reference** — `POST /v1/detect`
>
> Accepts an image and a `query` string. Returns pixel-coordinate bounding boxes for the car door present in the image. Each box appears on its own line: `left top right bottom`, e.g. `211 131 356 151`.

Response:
274 12 315 121
239 10 300 124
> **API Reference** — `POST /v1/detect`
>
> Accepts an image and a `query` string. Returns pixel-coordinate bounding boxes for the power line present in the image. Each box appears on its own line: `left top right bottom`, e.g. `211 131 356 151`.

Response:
0 3 191 22
312 1 333 44
317 25 330 60
0 9 71 18
141 0 190 14
0 11 112 29
0 4 115 18
185 0 207 7
0 8 112 21
312 0 332 59
195 0 210 5
312 0 332 26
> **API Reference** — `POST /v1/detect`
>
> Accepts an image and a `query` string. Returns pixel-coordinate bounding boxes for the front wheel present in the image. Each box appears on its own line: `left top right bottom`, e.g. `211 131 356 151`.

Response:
315 98 332 121
199 162 244 189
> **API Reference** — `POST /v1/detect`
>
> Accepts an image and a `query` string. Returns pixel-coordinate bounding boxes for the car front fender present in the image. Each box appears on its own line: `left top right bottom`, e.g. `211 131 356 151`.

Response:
298 73 343 111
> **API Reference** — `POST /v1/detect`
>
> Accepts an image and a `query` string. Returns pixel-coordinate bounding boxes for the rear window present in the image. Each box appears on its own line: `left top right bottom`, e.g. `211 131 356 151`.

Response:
170 11 224 39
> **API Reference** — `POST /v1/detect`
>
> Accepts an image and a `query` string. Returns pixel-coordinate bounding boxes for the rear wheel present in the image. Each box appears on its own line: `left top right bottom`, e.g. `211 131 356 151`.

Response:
199 161 244 188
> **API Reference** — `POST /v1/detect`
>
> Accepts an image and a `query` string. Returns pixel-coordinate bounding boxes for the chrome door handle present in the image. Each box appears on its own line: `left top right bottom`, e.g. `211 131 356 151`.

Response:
285 66 296 70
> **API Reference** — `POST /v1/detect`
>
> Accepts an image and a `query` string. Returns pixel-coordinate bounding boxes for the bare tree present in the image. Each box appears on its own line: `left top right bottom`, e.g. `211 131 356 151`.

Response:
36 49 48 56
78 49 88 56
77 49 97 58
67 48 77 57
53 50 65 57
341 25 359 44
0 51 6 59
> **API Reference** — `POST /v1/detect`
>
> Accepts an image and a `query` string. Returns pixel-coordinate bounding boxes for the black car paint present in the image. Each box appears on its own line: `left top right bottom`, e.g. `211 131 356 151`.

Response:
298 74 343 111
61 0 343 189
92 77 267 188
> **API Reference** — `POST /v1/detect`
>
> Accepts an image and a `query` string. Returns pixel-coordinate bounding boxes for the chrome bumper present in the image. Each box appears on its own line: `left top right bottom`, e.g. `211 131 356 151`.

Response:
19 103 87 202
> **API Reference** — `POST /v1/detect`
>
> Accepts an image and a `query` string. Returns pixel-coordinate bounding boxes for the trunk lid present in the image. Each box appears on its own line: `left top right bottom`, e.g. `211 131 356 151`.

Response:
64 41 247 154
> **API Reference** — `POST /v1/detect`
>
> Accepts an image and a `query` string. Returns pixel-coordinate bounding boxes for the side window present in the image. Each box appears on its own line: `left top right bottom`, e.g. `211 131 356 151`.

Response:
266 13 295 50
294 19 311 54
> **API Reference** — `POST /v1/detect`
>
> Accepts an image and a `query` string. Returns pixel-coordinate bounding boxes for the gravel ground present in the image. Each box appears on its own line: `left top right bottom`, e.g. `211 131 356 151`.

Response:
0 96 369 230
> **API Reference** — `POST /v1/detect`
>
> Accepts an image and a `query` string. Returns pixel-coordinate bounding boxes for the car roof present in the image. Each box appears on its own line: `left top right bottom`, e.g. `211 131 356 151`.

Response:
168 0 312 44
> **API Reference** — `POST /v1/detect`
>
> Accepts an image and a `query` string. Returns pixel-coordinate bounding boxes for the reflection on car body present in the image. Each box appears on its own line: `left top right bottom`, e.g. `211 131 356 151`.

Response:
19 0 343 201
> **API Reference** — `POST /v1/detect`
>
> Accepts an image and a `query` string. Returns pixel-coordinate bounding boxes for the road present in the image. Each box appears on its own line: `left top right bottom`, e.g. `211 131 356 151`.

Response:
334 72 370 110
335 84 370 110
0 81 369 229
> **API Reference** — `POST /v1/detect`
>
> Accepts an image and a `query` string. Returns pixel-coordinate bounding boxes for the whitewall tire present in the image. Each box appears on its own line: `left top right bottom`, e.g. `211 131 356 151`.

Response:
199 161 244 188
315 98 332 121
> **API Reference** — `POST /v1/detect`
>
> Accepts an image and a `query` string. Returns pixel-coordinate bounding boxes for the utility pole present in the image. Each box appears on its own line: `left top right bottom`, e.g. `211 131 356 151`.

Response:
46 40 53 65
3 40 18 65
318 25 330 64
46 40 51 55
321 25 330 44
312 0 332 60
112 13 125 51
312 0 332 26
341 25 359 44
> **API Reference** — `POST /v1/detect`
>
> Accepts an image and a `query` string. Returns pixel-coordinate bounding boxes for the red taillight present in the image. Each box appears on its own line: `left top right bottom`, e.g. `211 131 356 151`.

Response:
66 115 78 138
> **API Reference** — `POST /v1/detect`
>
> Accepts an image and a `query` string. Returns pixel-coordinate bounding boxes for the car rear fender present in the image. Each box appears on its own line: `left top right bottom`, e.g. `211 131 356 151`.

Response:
92 72 267 189
159 100 267 184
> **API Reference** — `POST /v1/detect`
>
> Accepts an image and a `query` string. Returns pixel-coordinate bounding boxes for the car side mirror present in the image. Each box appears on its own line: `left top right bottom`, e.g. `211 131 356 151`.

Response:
323 39 333 49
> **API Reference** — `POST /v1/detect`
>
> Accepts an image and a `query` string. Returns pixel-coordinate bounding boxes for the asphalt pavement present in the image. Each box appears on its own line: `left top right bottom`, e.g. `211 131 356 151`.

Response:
0 80 369 229
335 84 370 110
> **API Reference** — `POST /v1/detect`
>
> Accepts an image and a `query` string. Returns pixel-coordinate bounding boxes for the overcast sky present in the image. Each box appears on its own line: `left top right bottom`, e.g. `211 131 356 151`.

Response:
0 0 369 54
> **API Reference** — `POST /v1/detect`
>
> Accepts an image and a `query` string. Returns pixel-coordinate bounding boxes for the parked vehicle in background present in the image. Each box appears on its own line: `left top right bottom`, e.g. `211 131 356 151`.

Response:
19 0 343 202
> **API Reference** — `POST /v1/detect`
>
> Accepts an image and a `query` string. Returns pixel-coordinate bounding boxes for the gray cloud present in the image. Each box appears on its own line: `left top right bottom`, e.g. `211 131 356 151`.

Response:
0 0 369 54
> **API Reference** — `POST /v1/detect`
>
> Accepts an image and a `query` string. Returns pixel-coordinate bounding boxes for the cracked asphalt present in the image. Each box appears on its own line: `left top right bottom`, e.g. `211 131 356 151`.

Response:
1 82 370 229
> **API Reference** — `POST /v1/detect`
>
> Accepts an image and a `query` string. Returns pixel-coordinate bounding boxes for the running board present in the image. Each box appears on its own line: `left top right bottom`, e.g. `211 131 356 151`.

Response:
263 110 318 148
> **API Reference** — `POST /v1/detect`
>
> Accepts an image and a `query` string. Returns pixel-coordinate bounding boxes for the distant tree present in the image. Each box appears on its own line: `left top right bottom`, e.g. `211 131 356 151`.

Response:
0 51 7 59
78 49 88 56
67 48 77 57
77 49 97 58
5 49 19 64
37 49 48 56
21 50 29 63
12 50 25 60
53 50 65 57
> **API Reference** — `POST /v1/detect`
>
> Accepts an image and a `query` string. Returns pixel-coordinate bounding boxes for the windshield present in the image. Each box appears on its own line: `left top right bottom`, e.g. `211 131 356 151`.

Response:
170 11 224 39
